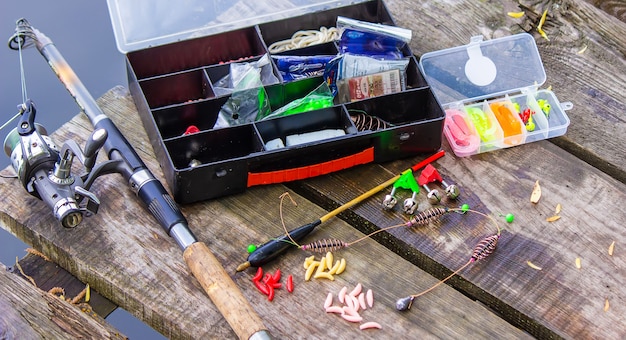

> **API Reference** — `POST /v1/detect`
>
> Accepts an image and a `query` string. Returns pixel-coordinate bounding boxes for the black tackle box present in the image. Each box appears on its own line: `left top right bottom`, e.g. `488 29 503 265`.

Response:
107 0 445 204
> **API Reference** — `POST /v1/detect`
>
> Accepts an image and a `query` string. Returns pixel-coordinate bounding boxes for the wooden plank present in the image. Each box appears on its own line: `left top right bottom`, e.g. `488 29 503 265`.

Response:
0 87 531 339
583 0 626 22
384 0 626 182
0 262 126 340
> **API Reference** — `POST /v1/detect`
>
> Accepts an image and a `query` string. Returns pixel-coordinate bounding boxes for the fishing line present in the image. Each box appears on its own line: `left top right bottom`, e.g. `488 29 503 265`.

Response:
1 18 35 132
280 202 501 254
395 208 503 311
17 30 29 103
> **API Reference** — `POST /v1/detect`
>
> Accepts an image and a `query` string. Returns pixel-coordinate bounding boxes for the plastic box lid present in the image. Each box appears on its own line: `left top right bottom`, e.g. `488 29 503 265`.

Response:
419 33 546 105
107 0 365 53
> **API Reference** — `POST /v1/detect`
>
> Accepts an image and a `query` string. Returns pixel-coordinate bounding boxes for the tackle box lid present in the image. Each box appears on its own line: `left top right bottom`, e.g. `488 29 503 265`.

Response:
419 33 546 105
106 0 367 53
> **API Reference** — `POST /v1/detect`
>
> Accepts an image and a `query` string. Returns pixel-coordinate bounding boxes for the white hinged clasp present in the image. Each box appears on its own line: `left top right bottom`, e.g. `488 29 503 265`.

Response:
465 35 497 87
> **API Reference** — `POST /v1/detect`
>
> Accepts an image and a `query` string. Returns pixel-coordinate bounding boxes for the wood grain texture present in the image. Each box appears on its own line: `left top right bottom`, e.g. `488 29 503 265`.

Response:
0 87 531 339
0 263 126 340
584 0 626 22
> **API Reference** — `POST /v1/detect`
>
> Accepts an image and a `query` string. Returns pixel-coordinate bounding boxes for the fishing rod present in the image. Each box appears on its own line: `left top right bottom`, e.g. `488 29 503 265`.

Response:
5 18 271 340
236 149 445 271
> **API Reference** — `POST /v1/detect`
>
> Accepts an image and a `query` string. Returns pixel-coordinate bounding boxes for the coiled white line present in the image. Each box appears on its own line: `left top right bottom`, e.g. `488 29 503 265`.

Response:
268 27 340 53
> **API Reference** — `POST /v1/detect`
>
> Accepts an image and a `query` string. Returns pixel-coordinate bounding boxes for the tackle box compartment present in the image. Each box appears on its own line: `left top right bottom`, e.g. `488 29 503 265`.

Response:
419 34 571 157
107 0 445 203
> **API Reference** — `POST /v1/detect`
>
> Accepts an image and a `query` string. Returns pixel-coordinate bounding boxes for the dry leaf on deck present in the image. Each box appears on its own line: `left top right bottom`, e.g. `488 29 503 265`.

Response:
507 11 525 18
530 180 541 203
527 260 542 270
537 9 550 41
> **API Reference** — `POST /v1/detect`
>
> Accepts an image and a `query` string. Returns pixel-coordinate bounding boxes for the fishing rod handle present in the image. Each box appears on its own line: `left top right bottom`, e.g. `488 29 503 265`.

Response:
92 118 194 248
184 242 272 340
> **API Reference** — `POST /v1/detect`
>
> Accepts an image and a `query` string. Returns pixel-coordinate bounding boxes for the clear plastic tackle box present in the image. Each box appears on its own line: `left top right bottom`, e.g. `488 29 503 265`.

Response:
419 33 571 157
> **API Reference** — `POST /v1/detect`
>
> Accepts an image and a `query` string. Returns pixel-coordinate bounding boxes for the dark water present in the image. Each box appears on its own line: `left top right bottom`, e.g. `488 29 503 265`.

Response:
1 1 165 338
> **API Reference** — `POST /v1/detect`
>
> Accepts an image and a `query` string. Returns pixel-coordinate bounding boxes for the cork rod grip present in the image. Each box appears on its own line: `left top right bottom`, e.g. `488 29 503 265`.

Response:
184 242 268 339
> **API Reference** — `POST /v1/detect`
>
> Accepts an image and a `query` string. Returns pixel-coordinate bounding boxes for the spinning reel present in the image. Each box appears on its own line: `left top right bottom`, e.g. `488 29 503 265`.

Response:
4 99 107 228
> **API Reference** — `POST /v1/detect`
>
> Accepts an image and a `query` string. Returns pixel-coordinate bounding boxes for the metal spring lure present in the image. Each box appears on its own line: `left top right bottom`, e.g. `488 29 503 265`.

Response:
301 238 349 253
299 207 458 253
406 207 449 227
396 209 502 312
350 111 392 131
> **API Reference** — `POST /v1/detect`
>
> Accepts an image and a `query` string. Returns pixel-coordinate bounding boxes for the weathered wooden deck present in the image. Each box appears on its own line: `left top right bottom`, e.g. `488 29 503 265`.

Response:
1 0 625 339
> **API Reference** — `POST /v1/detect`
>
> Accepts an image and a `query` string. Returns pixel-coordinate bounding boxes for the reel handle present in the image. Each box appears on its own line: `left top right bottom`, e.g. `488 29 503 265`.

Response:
83 128 107 170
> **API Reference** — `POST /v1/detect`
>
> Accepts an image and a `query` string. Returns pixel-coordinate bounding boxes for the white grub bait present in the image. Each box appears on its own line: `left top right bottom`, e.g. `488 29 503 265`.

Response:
325 306 343 314
349 283 362 297
341 314 363 323
358 293 367 310
360 322 383 330
324 292 333 309
344 293 355 311
351 295 360 313
366 289 374 308
343 306 359 316
322 283 381 331
338 286 347 304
